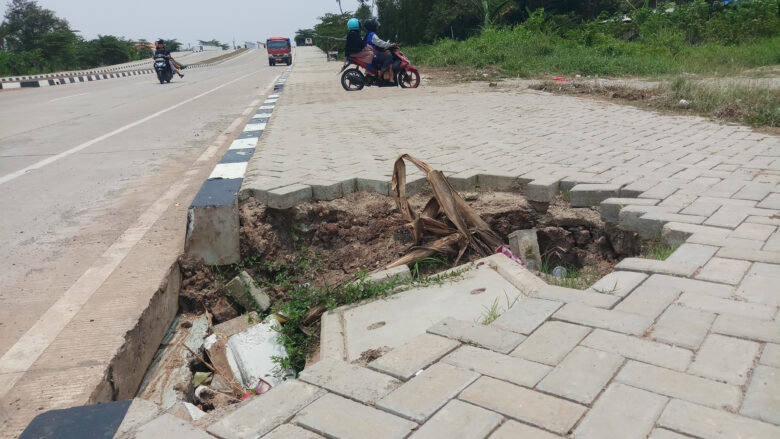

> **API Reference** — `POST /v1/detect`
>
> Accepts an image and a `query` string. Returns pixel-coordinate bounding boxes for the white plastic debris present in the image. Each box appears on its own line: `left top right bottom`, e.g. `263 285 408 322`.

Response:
225 318 293 389
679 99 690 107
182 402 206 421
203 333 219 350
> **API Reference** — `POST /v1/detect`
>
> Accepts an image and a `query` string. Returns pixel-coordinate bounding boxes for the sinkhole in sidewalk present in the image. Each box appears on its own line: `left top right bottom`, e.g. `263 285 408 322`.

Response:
140 188 659 417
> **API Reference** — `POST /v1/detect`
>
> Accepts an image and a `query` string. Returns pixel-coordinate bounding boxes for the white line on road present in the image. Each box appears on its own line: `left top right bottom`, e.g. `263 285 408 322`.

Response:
48 92 89 102
0 70 256 186
0 74 282 400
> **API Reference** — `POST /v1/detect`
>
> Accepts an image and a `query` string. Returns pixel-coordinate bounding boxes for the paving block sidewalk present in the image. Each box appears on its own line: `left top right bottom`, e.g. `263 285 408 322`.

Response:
120 246 780 438
123 47 780 437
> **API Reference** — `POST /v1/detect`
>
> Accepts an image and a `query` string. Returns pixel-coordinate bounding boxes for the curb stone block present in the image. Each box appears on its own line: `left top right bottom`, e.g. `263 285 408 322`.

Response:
569 183 621 207
266 183 313 210
600 198 660 223
225 271 270 312
133 414 214 439
526 177 560 203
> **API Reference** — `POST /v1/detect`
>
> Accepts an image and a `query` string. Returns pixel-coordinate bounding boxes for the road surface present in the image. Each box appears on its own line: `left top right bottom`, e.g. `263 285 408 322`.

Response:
0 48 284 435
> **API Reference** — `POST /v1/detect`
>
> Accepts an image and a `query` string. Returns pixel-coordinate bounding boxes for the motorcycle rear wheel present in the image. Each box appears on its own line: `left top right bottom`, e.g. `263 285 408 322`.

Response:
341 68 364 91
397 69 421 89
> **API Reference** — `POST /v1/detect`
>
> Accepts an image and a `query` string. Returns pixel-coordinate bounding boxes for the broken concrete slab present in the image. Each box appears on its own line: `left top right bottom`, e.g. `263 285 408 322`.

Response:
336 262 530 361
226 318 293 389
211 312 260 338
137 315 210 409
225 271 270 312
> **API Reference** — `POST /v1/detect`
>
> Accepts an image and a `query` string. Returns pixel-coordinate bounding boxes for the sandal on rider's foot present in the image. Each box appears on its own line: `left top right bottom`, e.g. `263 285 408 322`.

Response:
179 73 184 78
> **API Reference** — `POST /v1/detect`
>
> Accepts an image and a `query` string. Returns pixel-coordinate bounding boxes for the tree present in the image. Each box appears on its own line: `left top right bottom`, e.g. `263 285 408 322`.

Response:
165 38 182 51
1 0 74 53
294 28 316 45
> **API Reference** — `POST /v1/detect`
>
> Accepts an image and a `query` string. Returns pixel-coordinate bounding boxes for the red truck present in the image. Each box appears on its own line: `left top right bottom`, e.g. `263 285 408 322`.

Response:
266 37 292 66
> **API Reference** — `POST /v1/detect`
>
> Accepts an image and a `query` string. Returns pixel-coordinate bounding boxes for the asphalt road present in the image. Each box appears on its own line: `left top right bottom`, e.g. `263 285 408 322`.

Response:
0 49 281 363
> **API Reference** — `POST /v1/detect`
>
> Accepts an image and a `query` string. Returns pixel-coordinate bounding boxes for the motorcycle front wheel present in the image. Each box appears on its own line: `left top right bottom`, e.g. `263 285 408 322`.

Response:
157 71 164 84
341 68 364 91
397 69 421 89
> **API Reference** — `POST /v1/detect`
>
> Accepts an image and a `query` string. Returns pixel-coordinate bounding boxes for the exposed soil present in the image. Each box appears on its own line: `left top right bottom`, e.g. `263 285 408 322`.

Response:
179 190 639 319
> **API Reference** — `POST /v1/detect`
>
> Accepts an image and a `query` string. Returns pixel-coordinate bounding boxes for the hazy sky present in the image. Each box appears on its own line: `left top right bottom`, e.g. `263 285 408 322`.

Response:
0 0 372 47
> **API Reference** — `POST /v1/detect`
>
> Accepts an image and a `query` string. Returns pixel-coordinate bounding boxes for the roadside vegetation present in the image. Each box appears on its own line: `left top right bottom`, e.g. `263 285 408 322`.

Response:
304 1 780 127
533 78 780 128
0 0 183 76
210 247 467 373
406 1 780 77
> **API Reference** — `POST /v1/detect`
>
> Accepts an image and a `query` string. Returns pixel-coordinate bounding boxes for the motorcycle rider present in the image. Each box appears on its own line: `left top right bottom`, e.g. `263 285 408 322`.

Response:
363 18 396 82
153 39 184 78
344 18 375 75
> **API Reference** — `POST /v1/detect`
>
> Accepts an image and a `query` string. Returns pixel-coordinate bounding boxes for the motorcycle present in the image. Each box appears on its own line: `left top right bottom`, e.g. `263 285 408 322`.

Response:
154 56 174 84
340 46 420 91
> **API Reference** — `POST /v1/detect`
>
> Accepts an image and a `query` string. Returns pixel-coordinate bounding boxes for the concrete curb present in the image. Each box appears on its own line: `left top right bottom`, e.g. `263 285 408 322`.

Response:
184 66 292 265
0 50 248 90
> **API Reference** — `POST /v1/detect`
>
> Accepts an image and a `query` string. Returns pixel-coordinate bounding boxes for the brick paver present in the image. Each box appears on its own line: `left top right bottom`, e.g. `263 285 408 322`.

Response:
126 47 780 438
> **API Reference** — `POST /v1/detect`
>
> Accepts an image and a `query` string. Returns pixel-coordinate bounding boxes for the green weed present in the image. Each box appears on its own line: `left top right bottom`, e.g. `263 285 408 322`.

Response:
643 242 679 261
540 261 602 290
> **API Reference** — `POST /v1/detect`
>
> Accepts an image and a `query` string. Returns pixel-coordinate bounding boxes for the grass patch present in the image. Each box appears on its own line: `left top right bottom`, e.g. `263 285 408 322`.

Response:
539 261 602 290
532 78 780 128
216 248 469 374
406 26 780 78
643 241 679 261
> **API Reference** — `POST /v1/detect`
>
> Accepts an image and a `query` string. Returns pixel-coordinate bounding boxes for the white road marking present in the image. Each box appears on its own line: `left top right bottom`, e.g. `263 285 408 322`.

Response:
244 122 267 132
208 162 248 179
0 73 283 400
0 71 257 186
228 137 259 150
48 92 89 102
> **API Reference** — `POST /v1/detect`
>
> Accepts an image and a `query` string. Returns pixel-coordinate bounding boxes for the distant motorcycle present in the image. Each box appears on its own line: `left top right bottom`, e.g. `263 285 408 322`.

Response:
340 46 420 91
154 56 173 84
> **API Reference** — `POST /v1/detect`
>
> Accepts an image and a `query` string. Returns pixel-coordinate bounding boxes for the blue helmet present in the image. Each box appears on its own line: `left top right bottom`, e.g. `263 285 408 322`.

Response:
348 18 360 30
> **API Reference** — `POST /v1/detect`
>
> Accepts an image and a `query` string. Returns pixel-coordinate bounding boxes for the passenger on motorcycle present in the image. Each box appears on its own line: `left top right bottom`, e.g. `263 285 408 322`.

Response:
153 39 184 78
344 18 375 76
363 18 397 82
